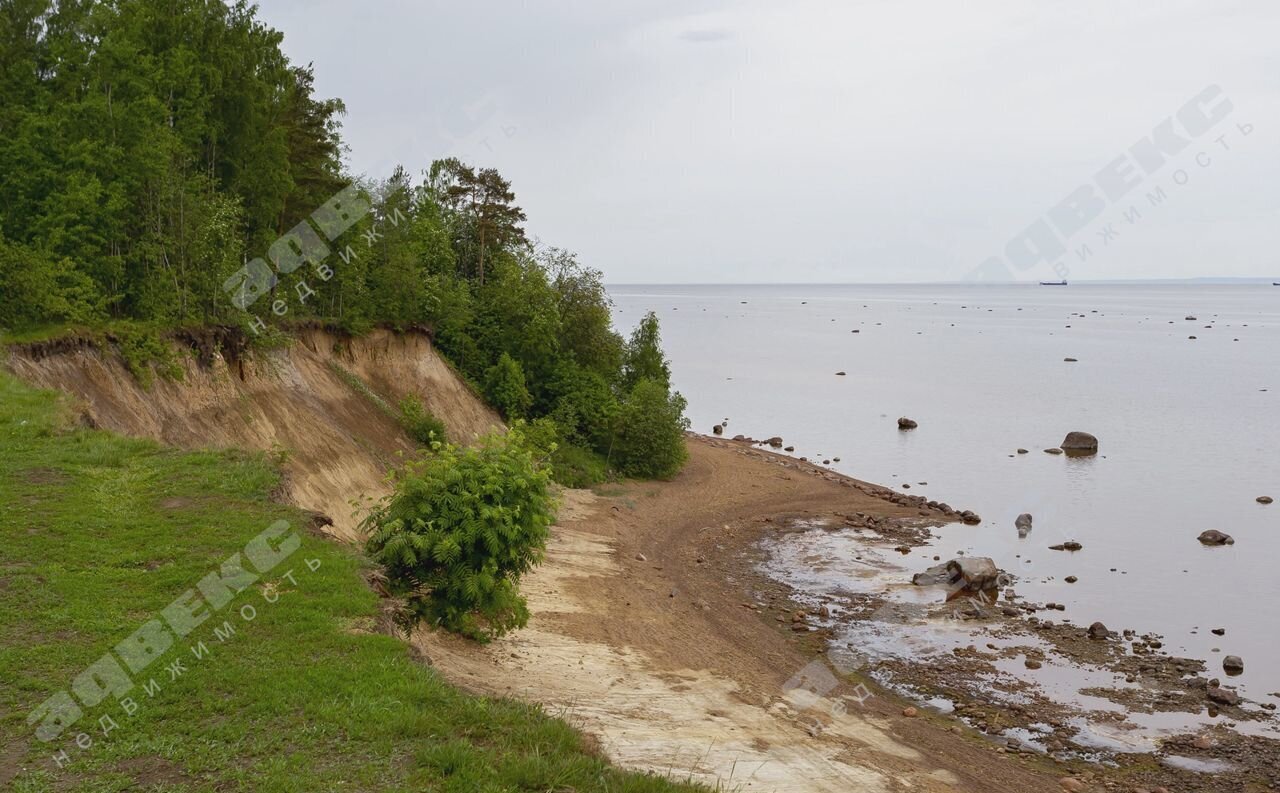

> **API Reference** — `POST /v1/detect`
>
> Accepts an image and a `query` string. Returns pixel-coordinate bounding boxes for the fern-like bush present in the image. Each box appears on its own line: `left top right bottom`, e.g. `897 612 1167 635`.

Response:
364 427 555 641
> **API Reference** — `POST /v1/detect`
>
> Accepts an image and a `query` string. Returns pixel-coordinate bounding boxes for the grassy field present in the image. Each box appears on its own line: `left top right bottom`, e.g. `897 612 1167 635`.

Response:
0 371 705 792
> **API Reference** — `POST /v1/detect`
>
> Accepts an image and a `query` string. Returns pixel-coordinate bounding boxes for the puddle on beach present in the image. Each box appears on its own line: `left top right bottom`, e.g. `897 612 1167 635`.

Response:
757 523 1280 752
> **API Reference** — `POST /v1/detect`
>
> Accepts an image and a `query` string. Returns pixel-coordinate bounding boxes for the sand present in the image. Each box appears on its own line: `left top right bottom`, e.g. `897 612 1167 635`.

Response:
417 437 1065 791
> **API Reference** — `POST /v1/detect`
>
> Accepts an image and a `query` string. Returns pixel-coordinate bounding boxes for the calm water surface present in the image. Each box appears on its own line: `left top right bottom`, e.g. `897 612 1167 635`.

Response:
611 284 1280 734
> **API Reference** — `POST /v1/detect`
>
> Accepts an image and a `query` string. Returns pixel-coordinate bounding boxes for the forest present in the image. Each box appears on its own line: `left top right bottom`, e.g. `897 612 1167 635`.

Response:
0 0 689 482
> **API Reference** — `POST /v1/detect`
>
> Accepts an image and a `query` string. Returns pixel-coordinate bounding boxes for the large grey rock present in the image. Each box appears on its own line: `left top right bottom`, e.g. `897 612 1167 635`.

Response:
1060 431 1098 456
913 557 1003 598
1223 655 1244 675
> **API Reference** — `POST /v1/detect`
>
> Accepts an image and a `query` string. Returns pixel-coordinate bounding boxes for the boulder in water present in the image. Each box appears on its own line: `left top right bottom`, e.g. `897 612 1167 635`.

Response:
1060 431 1098 456
1015 513 1033 534
898 417 918 430
1198 530 1234 546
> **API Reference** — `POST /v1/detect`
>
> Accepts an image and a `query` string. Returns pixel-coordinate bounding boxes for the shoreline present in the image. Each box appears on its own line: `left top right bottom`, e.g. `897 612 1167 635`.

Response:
417 434 1280 792
418 435 1063 791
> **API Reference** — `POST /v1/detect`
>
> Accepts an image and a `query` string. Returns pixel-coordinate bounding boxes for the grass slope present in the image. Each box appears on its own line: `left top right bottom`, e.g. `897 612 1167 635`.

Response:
0 372 705 792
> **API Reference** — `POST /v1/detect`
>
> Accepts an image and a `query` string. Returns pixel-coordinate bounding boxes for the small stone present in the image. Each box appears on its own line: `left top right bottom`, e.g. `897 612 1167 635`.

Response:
835 371 847 376
1065 575 1078 583
634 553 647 562
1044 447 1063 455
1059 777 1085 792
902 706 918 717
1223 655 1244 674
1088 621 1109 640
1258 496 1274 504
1197 529 1234 545
897 417 918 430
1016 448 1028 454
1063 357 1077 362
1024 658 1043 669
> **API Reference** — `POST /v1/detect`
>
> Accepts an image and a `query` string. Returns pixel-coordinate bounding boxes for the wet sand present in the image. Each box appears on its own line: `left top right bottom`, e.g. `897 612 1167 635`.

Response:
414 436 1280 792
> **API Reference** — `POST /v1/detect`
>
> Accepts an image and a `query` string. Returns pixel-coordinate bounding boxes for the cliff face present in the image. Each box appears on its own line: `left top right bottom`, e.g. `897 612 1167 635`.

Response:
5 327 502 540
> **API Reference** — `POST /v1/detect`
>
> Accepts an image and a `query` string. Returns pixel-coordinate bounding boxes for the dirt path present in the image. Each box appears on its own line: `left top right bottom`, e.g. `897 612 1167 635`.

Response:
418 437 1067 791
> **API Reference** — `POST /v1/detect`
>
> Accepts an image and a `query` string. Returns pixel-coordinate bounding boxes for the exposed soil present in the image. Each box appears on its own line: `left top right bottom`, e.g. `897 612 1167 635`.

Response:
5 327 501 540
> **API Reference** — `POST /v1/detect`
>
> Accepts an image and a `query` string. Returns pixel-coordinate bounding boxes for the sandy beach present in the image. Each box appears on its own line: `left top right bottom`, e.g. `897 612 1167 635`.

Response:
417 434 1280 792
418 436 1066 791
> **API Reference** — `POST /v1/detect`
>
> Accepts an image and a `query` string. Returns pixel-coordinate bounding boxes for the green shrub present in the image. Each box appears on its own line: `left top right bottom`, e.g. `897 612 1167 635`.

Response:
547 362 619 450
610 378 690 479
0 235 103 330
549 443 609 488
522 417 609 488
484 352 533 419
114 325 184 387
399 395 448 446
364 427 556 641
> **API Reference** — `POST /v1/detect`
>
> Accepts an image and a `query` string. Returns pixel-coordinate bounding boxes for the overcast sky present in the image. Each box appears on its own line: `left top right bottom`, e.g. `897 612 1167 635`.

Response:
255 1 1280 283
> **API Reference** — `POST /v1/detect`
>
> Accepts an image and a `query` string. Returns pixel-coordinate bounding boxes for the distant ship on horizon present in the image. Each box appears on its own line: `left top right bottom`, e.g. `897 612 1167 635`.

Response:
1039 280 1068 286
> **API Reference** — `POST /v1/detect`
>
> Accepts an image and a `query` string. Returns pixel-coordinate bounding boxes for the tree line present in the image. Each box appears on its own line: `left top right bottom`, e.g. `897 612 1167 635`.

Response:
0 0 689 482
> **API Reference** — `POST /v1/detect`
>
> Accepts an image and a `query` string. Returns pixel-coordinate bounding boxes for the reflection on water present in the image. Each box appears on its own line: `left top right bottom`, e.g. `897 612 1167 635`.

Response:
614 284 1280 706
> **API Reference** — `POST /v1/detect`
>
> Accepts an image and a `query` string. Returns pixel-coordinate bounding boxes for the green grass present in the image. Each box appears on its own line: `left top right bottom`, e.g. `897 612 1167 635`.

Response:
0 371 706 792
